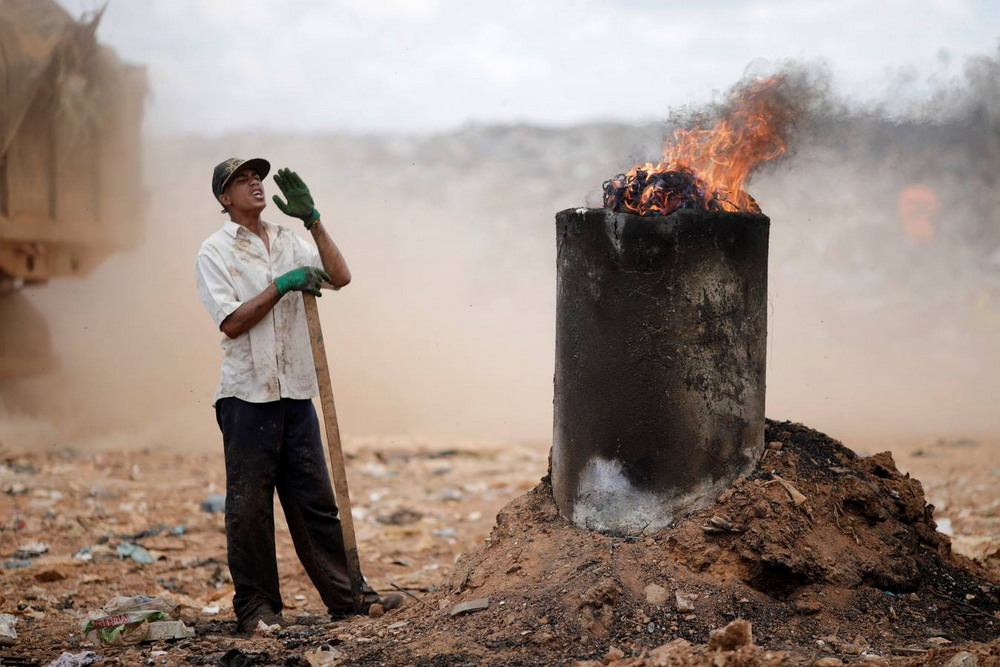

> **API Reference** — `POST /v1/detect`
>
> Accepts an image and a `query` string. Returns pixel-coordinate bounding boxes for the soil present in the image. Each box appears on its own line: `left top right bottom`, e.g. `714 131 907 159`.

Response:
1 421 998 666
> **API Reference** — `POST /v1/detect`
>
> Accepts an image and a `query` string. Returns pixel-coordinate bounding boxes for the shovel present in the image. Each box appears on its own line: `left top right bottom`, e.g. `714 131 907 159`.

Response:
302 290 365 612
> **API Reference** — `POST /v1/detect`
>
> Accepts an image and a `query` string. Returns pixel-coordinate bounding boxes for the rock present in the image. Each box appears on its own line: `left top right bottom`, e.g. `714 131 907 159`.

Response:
35 568 68 582
644 584 669 607
675 592 697 613
945 651 978 667
449 598 490 616
604 646 625 662
707 619 754 651
367 602 385 618
813 659 844 667
792 598 822 615
709 515 734 531
767 441 784 450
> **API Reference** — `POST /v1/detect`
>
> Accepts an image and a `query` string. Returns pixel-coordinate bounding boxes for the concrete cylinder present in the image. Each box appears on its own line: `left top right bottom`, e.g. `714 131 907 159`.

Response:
551 207 769 535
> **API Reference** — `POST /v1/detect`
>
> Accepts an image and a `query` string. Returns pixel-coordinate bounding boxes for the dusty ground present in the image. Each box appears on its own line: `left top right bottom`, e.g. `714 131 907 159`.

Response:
0 422 998 666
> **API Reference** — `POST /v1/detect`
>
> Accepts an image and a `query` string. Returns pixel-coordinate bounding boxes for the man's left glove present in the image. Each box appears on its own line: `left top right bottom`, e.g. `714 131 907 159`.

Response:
272 168 321 229
274 266 331 297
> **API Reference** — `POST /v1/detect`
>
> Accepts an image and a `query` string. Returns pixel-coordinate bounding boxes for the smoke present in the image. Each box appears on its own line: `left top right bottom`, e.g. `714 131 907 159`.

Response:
3 49 1000 453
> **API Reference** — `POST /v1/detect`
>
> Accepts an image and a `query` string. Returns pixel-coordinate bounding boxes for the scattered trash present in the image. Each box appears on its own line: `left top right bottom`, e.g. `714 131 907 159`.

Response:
375 508 423 526
219 648 253 666
304 643 343 666
2 559 33 569
82 595 192 646
937 517 954 536
116 542 156 564
675 592 698 613
201 604 220 615
13 541 49 559
702 515 739 534
433 527 458 538
73 545 121 563
387 621 409 630
48 650 102 666
117 524 186 540
771 474 808 505
0 613 18 646
200 494 226 513
146 620 195 642
449 598 490 616
256 618 280 634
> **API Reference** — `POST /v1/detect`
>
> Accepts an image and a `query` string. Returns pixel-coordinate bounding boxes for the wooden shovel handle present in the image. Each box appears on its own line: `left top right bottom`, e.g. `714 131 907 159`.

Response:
302 292 365 611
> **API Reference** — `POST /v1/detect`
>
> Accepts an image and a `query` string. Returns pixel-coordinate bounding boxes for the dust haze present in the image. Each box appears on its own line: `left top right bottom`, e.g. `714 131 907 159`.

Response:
3 53 1000 453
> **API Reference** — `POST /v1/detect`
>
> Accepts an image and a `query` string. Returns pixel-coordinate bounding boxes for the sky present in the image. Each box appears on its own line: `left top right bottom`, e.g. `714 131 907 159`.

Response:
54 0 1000 136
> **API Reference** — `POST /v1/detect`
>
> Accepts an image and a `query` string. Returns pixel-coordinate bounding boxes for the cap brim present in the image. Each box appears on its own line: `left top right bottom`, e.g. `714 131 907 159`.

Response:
218 157 271 197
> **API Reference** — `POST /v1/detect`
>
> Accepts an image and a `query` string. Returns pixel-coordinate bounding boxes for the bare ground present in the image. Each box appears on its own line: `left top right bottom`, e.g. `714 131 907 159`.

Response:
1 420 998 666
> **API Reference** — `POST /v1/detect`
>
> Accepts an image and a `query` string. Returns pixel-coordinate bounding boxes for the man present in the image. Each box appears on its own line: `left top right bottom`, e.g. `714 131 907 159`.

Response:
195 157 400 634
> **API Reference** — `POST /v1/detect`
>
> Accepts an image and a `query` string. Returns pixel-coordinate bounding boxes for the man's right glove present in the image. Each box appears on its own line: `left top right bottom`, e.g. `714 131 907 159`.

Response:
272 168 321 229
274 266 331 297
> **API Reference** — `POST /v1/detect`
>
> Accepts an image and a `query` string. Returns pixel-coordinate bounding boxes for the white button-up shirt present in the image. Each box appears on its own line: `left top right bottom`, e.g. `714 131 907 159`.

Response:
195 219 322 403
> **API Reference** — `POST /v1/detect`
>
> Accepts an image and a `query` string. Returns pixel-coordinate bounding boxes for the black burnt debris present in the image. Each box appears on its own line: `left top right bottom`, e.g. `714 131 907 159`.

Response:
602 167 760 217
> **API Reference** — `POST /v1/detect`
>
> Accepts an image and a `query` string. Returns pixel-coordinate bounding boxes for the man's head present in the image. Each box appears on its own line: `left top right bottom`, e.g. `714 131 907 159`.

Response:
212 157 271 214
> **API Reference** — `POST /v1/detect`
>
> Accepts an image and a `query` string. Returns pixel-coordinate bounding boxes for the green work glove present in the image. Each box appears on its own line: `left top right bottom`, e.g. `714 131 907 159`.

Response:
274 266 331 297
272 168 321 228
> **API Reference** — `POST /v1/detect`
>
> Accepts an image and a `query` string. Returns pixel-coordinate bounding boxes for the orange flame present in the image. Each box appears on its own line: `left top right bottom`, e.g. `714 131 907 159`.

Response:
605 74 803 216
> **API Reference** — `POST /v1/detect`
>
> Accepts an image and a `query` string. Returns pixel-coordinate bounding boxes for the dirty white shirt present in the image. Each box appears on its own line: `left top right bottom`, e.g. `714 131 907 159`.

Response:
195 219 322 403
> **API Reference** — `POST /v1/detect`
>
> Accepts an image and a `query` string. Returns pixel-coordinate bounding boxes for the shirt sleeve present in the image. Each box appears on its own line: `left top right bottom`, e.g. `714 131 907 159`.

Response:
292 233 322 269
195 245 243 327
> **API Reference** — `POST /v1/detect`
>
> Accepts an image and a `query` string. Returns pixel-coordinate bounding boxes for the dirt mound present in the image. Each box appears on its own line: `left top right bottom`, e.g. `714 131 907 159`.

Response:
353 420 1000 665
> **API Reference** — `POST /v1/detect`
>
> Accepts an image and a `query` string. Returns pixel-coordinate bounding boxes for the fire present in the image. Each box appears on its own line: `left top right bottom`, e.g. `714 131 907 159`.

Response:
604 73 803 216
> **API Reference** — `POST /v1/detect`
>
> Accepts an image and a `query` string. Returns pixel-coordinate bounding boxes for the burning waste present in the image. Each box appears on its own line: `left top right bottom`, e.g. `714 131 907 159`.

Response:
602 72 810 216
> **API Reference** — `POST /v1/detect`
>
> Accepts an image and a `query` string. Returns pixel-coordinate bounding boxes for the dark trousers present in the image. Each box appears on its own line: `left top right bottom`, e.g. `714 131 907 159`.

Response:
215 397 375 627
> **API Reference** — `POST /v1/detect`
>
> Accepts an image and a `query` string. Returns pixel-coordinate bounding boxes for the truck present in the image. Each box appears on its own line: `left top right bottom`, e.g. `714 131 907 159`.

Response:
0 0 145 377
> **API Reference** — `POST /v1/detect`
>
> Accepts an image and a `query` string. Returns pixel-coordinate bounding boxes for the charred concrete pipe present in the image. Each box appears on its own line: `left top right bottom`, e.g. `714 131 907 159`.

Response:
551 207 769 535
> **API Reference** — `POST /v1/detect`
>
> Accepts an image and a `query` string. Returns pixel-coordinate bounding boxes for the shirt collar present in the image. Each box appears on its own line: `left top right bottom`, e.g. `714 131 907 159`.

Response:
221 219 283 238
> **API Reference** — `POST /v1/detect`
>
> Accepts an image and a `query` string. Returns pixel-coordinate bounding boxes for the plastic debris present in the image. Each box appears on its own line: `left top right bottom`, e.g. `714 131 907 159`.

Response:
305 644 343 666
48 650 102 666
82 595 192 646
200 494 226 513
0 613 18 646
146 620 195 641
13 541 49 558
116 542 156 564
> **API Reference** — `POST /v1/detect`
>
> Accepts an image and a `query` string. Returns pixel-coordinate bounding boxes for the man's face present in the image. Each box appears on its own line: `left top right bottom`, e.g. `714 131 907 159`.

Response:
220 167 266 214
